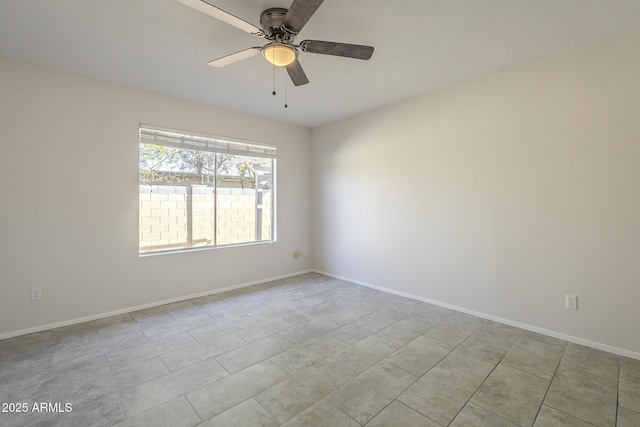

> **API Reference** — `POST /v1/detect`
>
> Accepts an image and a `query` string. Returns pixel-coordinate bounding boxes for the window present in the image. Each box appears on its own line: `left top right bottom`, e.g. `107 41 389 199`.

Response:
139 126 275 254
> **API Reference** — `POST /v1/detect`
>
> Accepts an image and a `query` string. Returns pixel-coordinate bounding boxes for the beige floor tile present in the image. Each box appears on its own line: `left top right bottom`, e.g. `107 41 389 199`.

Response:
619 357 640 413
106 332 195 369
501 336 564 380
198 398 279 427
375 315 436 347
617 407 640 427
255 361 354 423
38 393 125 427
0 274 633 427
186 359 289 420
544 365 618 427
559 343 619 382
187 314 258 342
52 331 148 368
271 335 350 374
281 400 360 427
326 335 399 376
450 402 519 427
398 364 484 426
120 358 228 417
365 400 440 427
384 335 452 376
114 397 201 427
471 322 523 350
423 325 474 347
533 405 596 427
160 333 246 372
327 361 417 424
470 364 550 426
54 356 169 403
438 335 507 380
234 315 305 343
215 333 295 373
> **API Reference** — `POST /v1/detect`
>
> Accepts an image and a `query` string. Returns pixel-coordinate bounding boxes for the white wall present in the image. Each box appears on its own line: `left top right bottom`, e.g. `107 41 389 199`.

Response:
0 58 312 336
312 33 640 355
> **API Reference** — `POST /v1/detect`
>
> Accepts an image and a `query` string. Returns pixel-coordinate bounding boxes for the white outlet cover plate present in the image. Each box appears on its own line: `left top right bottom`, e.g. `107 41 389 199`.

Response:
31 288 42 301
565 294 578 310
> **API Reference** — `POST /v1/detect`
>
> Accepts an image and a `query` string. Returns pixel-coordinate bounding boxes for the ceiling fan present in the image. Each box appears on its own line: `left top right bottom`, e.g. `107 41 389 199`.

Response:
178 0 374 86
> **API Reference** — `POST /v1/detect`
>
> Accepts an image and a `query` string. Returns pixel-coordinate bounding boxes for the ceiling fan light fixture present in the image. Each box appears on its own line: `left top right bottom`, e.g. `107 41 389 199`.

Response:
178 0 374 86
262 43 297 67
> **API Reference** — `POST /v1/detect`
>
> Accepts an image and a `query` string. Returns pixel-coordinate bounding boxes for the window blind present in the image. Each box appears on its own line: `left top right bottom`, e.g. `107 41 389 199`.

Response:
140 126 276 158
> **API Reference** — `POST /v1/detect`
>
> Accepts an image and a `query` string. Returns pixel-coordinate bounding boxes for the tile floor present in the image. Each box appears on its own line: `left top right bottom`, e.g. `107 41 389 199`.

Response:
1 273 638 427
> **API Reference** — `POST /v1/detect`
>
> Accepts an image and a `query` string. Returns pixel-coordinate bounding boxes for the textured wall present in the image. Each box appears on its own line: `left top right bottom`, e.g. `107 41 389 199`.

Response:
312 34 640 356
0 58 311 336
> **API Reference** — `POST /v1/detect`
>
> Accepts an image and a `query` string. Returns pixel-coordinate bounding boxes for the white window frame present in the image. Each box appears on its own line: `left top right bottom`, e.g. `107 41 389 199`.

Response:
138 124 276 255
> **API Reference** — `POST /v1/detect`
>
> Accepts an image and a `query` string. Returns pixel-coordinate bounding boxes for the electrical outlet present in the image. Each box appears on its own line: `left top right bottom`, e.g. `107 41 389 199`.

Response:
31 287 42 301
565 294 577 310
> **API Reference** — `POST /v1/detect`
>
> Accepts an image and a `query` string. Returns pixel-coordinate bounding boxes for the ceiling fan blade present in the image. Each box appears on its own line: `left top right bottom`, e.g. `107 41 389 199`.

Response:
178 0 262 36
300 40 374 60
284 0 324 33
286 60 309 86
208 47 261 68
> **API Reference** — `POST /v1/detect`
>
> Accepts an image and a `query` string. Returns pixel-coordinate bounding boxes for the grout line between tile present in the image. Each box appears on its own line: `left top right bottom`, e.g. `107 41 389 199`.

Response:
446 330 519 425
184 395 204 424
532 341 592 426
615 354 621 426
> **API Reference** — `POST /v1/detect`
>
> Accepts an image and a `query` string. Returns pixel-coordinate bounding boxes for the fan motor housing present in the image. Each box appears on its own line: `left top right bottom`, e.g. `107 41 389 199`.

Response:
260 8 288 31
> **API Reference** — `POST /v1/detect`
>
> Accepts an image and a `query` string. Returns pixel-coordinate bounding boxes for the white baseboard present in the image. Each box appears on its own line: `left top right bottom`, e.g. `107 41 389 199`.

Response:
0 269 313 341
5 267 638 361
314 269 640 361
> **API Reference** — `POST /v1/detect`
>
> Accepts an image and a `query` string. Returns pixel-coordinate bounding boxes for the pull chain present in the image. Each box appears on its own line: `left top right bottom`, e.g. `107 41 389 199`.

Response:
284 71 288 108
269 63 291 109
272 60 276 96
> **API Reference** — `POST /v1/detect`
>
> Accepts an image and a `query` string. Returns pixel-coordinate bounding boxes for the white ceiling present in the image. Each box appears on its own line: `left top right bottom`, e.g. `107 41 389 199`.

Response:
2 0 640 128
